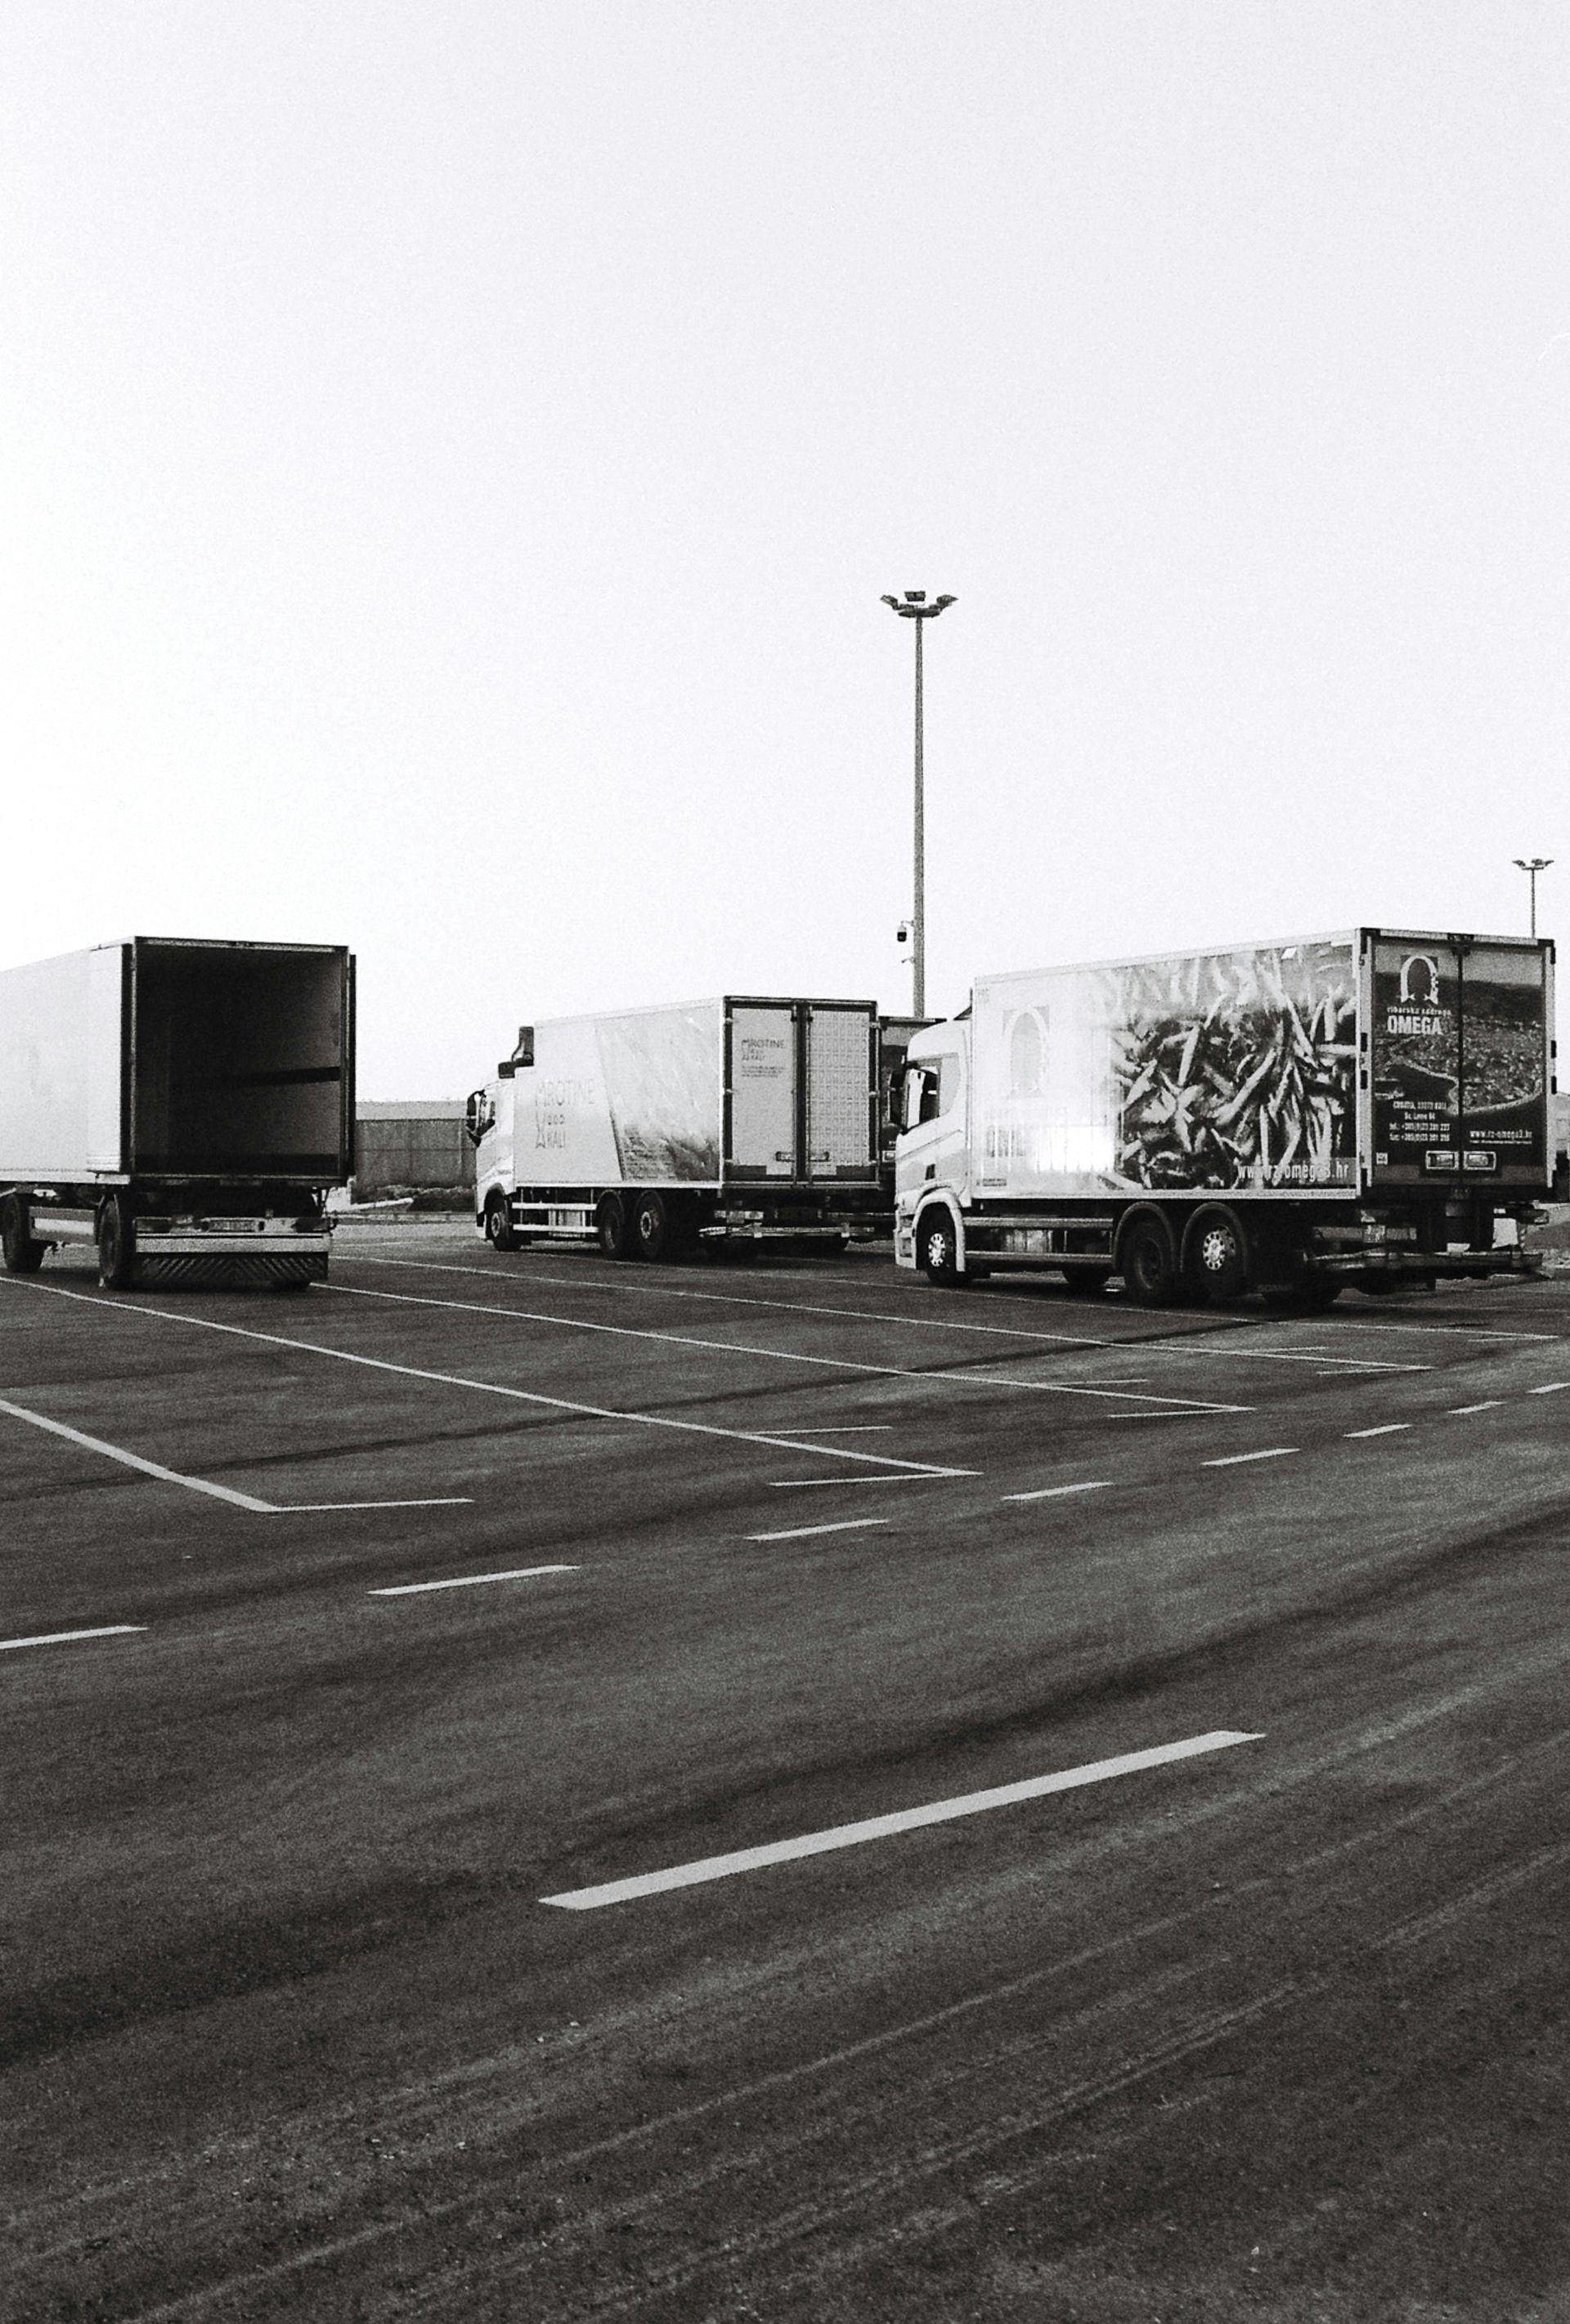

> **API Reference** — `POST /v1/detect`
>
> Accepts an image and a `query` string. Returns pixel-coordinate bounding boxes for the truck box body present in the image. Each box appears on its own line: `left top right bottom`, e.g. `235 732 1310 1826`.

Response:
897 929 1554 1299
470 996 883 1256
0 938 354 1287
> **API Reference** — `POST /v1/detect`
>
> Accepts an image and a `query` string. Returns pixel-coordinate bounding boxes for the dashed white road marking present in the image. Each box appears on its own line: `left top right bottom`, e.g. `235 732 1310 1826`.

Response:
369 1564 576 1597
1202 1447 1298 1468
1002 1480 1115 1503
1345 1424 1412 1438
323 1280 1247 1415
2 1625 146 1653
1447 1402 1503 1415
8 1282 973 1478
1529 1383 1569 1395
748 1519 891 1543
769 1474 948 1489
783 1424 895 1433
285 1499 473 1512
541 1729 1265 1909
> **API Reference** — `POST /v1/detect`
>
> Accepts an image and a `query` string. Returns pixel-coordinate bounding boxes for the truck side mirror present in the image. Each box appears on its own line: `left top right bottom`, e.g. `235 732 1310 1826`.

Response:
512 1025 534 1069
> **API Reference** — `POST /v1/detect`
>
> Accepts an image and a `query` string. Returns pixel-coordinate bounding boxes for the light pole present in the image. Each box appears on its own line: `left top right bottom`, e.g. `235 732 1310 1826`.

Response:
881 590 955 1017
1514 856 1554 938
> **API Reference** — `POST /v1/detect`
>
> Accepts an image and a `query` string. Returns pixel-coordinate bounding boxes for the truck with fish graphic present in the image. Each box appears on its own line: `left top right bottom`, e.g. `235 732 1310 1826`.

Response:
895 930 1554 1303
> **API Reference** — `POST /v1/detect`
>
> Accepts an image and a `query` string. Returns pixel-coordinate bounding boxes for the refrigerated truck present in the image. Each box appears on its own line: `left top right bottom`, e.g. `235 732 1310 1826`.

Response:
895 929 1554 1304
466 995 886 1258
0 937 354 1289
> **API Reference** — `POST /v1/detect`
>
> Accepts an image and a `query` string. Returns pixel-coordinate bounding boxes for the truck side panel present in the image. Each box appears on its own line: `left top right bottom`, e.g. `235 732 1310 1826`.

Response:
971 936 1360 1203
509 1002 724 1189
0 944 128 1182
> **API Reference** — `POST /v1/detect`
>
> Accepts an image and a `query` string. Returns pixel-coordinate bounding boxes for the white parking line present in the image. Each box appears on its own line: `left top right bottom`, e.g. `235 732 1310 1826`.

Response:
749 1519 891 1542
1202 1447 1298 1467
541 1728 1265 1909
324 1280 1246 1415
1529 1383 1569 1395
0 1395 276 1510
0 1393 473 1515
1002 1481 1115 1503
9 1283 974 1477
346 1255 1423 1372
369 1564 576 1597
1447 1402 1503 1415
783 1424 895 1433
1345 1424 1411 1438
2 1625 146 1653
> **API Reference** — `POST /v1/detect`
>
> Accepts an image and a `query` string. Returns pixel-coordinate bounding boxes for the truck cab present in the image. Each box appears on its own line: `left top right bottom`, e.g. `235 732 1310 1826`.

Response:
893 1020 971 1275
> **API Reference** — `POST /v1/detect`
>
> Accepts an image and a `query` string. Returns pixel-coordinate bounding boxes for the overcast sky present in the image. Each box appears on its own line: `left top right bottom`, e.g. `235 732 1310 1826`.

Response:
3 4 1565 1096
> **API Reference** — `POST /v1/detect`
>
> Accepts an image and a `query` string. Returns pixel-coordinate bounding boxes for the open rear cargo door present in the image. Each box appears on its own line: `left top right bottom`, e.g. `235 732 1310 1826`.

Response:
1366 932 1553 1189
130 939 354 1182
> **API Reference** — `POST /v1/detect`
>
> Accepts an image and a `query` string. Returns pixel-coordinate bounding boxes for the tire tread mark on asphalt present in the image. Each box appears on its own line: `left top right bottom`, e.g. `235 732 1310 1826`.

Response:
545 1832 1570 2322
46 1718 1570 2320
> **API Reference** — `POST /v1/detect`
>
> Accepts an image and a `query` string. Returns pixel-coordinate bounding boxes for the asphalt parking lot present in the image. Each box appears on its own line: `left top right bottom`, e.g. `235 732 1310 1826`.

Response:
5 1225 1570 2321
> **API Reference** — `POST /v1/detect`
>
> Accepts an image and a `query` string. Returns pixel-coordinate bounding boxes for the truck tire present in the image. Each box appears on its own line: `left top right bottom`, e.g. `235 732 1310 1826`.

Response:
917 1208 965 1287
632 1190 697 1263
1185 1206 1249 1304
1119 1214 1179 1308
483 1191 521 1252
97 1193 136 1290
595 1190 635 1259
1 1196 47 1274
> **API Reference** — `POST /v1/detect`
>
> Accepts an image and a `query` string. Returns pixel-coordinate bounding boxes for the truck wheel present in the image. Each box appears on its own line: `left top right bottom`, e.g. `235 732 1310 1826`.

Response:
1186 1207 1249 1304
97 1193 137 1290
917 1209 964 1286
2 1197 47 1274
1119 1216 1178 1308
483 1191 520 1253
595 1190 635 1259
631 1190 680 1263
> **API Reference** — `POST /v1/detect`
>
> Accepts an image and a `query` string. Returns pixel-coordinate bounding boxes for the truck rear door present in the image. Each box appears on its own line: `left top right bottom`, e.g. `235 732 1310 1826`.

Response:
727 1003 797 1177
1366 933 1553 1189
805 1004 877 1180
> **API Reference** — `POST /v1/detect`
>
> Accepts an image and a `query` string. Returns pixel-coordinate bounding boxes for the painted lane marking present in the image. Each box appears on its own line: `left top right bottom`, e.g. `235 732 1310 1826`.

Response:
1447 1402 1503 1415
0 1393 474 1516
1 1624 146 1653
0 1395 276 1510
324 1280 1247 1415
1201 1447 1298 1468
782 1424 895 1433
769 1474 948 1489
369 1564 576 1597
8 1283 973 1478
284 1499 473 1512
541 1728 1265 1909
1529 1383 1569 1395
1345 1424 1412 1438
1002 1481 1115 1503
749 1519 891 1543
348 1256 1424 1371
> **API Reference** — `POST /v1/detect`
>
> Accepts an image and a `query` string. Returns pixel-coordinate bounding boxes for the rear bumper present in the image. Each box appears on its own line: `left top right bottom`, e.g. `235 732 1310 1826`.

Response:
1317 1245 1543 1281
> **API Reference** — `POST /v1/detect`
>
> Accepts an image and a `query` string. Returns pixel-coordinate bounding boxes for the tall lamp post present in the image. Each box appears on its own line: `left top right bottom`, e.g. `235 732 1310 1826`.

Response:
882 591 955 1017
1514 856 1554 938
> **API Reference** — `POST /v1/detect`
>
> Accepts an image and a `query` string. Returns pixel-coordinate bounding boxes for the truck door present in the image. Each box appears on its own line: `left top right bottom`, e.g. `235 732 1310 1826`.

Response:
728 1005 797 1177
805 1006 877 1180
1368 935 1551 1187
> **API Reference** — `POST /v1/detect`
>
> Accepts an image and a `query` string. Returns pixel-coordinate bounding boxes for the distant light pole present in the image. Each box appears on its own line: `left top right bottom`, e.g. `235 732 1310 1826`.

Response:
1514 856 1554 937
881 590 955 1017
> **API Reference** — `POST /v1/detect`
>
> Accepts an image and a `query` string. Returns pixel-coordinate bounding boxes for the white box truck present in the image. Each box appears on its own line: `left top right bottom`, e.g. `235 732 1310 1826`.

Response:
466 995 885 1259
0 937 354 1289
895 929 1554 1304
